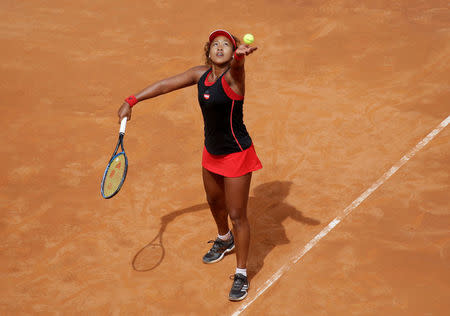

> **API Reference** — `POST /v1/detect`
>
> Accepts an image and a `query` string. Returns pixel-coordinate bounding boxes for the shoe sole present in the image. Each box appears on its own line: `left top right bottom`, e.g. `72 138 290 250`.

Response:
202 244 235 264
229 286 249 301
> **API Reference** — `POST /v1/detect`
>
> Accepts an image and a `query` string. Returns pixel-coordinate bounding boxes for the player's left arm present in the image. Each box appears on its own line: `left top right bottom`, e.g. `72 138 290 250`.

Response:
227 44 258 96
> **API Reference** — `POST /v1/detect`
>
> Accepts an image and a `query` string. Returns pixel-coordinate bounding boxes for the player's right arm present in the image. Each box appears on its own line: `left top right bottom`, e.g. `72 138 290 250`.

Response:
118 65 209 122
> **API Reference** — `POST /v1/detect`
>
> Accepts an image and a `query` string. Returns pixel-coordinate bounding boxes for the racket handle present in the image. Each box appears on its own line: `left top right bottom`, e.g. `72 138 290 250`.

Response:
120 117 127 135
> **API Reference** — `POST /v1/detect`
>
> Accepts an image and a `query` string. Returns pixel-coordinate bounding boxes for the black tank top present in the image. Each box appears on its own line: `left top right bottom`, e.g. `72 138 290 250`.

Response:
197 68 252 155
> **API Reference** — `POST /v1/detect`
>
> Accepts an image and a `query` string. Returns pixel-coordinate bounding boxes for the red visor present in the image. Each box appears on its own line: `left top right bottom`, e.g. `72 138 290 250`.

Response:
209 29 237 49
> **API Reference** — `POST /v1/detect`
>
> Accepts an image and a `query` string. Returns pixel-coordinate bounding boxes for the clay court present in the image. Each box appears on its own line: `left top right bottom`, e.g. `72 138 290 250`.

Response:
1 0 449 315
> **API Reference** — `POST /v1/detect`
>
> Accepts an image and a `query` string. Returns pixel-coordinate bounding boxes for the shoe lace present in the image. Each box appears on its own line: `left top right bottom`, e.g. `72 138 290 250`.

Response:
207 238 226 253
229 274 246 289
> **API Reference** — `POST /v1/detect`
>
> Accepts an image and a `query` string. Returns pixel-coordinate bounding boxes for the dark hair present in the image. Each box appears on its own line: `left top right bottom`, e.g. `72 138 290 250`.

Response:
203 34 241 65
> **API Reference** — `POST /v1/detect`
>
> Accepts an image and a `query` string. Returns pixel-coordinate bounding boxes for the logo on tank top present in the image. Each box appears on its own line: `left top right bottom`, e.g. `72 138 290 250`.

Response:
204 93 210 100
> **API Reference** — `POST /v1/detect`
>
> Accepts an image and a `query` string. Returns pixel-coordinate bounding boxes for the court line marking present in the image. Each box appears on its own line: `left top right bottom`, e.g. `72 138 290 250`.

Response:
232 115 450 315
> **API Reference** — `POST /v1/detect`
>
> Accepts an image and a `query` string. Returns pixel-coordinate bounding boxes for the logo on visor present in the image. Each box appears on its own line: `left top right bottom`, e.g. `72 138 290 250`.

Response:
204 94 210 100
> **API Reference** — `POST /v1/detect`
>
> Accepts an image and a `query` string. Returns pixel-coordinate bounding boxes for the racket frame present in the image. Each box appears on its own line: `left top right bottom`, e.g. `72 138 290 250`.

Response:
101 126 128 199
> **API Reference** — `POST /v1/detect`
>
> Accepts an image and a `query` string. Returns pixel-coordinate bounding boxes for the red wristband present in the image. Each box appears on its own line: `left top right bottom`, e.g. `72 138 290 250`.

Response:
233 52 244 61
124 95 138 107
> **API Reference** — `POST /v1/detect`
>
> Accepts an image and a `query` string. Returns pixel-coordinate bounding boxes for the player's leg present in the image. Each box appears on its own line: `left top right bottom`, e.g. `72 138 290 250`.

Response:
224 172 252 301
202 167 235 264
224 172 252 268
202 167 228 234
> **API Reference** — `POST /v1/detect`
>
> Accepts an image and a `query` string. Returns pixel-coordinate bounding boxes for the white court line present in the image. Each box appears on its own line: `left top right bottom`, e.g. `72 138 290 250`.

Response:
232 115 450 316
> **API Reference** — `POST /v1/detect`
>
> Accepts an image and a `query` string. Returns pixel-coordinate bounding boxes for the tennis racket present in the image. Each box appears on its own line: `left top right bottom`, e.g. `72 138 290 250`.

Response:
101 117 128 199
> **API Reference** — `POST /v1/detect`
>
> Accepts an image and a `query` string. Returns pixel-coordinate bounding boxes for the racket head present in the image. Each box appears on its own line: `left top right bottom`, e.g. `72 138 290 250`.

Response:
101 152 128 199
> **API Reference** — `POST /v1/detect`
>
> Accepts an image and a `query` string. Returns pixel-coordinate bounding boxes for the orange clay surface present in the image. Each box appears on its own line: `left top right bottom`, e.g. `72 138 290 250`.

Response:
1 1 449 315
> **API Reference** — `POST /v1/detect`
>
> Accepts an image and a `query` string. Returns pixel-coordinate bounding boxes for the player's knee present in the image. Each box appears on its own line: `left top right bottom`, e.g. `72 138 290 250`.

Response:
229 208 247 227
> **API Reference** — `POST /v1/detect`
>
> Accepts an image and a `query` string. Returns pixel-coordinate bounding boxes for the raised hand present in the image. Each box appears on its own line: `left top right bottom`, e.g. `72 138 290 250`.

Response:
235 44 258 57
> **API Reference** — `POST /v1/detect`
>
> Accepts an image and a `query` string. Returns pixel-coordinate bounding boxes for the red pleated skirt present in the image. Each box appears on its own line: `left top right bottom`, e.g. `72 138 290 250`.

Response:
202 144 263 177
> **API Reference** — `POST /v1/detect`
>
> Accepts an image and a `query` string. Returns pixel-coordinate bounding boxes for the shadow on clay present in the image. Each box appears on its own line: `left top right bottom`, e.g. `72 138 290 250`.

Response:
247 181 321 281
132 203 209 272
132 181 320 277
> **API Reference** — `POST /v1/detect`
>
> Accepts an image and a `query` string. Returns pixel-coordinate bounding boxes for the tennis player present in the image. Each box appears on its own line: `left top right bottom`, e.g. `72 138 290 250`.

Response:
118 29 262 301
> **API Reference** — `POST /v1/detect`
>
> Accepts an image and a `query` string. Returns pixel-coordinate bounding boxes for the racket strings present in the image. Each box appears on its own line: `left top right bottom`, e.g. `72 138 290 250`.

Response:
102 153 127 197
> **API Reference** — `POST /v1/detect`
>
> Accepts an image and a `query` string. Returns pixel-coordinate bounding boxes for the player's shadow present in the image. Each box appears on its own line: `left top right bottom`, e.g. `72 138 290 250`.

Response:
246 181 321 280
132 180 320 274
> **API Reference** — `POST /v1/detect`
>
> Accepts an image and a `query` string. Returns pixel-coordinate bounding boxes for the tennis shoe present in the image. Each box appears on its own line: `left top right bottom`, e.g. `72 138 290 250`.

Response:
229 273 249 301
202 233 235 264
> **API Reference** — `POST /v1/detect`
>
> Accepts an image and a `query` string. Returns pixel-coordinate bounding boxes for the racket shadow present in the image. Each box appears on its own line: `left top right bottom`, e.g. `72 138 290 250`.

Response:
132 203 209 272
131 181 320 275
246 181 321 281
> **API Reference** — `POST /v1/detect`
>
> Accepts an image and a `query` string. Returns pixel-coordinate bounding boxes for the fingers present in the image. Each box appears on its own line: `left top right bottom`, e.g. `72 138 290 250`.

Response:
237 44 258 56
238 44 258 55
119 112 131 123
119 115 131 124
245 46 258 55
118 103 132 123
241 46 257 56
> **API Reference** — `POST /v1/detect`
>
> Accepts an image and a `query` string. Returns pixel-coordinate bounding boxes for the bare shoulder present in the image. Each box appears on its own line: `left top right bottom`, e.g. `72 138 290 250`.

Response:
187 65 210 83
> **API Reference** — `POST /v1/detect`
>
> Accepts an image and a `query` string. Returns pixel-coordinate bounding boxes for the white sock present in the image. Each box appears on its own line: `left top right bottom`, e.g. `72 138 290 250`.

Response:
236 268 247 277
218 230 231 241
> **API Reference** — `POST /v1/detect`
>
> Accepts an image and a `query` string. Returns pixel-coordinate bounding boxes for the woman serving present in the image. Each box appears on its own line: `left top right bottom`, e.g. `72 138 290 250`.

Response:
118 29 262 301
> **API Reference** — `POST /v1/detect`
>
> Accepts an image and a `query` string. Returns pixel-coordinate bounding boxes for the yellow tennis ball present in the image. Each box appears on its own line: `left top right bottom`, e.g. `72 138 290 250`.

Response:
243 33 254 44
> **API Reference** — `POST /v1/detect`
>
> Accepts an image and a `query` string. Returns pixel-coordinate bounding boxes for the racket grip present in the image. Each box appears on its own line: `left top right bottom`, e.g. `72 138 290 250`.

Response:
120 117 127 135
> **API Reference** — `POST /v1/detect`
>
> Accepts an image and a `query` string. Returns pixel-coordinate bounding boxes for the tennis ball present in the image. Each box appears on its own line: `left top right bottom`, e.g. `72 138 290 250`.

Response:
243 33 254 45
